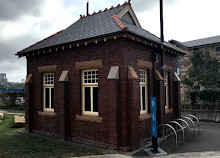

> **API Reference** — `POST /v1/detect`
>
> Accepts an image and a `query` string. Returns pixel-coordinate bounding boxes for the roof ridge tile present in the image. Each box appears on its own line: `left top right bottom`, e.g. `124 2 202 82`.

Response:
79 1 130 19
112 15 127 30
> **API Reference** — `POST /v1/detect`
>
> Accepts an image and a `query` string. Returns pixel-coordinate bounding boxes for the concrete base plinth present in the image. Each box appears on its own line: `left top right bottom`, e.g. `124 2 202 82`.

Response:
143 147 167 156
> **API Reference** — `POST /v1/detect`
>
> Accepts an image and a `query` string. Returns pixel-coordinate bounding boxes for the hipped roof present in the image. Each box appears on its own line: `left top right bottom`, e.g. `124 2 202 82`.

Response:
17 1 185 55
183 35 220 48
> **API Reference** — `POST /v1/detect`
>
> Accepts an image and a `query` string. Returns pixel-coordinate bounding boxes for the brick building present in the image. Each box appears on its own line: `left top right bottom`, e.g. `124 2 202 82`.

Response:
170 35 220 104
17 1 184 151
0 73 7 83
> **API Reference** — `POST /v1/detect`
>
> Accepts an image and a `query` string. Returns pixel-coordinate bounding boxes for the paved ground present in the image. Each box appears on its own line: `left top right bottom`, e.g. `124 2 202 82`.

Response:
153 151 220 158
76 122 220 158
0 109 24 114
132 122 220 157
160 122 220 154
74 151 220 157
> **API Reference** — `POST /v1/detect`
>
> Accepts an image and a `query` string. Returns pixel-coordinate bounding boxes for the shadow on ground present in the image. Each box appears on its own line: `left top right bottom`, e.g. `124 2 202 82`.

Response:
133 122 220 157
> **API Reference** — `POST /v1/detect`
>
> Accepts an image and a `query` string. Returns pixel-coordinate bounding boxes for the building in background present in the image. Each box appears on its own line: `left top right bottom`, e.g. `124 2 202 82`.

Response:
0 73 7 83
170 35 220 104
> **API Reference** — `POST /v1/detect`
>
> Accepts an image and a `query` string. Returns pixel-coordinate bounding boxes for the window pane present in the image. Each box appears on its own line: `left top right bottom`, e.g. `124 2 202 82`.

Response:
44 73 54 85
139 70 146 83
83 70 98 84
45 88 50 108
51 88 54 109
142 86 146 110
84 87 91 111
93 87 98 112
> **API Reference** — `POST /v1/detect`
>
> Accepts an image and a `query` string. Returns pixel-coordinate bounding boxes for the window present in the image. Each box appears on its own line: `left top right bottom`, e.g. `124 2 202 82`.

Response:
43 73 54 111
164 72 169 109
82 70 98 116
139 70 148 114
216 47 220 52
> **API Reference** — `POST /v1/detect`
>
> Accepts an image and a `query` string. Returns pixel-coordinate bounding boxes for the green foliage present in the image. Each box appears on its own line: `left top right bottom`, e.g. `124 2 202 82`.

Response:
0 104 25 110
183 50 220 90
183 50 220 109
0 82 24 89
0 114 106 158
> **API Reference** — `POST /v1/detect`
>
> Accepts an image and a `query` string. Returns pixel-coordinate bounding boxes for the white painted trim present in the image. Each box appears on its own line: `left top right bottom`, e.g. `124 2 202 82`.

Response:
139 69 148 114
43 73 54 111
82 70 99 116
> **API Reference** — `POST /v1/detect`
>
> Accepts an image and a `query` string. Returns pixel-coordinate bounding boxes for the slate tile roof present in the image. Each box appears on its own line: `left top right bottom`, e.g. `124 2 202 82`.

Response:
18 2 184 54
183 35 220 48
120 19 184 52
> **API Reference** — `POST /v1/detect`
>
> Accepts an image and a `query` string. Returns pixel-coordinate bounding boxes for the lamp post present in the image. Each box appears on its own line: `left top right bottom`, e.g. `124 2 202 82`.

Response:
160 0 164 43
152 0 164 153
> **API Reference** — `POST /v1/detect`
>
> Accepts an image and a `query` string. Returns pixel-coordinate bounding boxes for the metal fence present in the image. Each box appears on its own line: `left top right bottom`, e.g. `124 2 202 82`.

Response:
182 109 220 122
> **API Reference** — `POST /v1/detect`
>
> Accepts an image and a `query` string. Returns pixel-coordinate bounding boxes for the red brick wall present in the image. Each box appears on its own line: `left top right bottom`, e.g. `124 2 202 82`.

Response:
164 53 179 123
26 38 180 151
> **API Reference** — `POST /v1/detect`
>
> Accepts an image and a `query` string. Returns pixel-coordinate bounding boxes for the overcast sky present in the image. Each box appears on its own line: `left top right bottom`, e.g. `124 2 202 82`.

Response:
0 0 220 82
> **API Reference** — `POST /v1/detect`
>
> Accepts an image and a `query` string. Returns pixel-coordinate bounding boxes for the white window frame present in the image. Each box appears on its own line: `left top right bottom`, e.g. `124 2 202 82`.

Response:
164 72 169 110
139 69 148 114
82 69 98 116
43 73 54 112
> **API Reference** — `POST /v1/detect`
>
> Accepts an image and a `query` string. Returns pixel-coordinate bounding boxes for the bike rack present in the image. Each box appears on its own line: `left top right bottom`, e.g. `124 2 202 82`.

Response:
183 116 195 135
154 114 199 151
175 118 190 141
158 124 177 149
169 121 184 142
188 114 200 134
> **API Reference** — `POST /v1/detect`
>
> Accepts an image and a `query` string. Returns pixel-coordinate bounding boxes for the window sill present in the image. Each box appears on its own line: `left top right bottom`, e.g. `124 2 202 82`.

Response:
139 113 151 121
76 115 102 123
165 108 173 114
38 111 57 117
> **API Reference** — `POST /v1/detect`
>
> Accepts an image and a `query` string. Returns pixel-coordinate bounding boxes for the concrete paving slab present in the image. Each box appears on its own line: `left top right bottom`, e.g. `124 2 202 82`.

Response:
143 147 167 156
0 112 4 120
14 115 25 127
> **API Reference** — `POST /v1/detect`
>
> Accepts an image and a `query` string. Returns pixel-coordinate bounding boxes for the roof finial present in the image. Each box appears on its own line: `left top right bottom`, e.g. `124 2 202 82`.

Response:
86 0 89 16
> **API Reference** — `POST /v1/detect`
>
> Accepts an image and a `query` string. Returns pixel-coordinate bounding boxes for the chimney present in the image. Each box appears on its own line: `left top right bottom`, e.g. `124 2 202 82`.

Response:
87 0 89 16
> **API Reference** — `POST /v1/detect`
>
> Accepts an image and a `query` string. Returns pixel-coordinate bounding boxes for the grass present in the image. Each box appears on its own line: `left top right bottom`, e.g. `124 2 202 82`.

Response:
0 114 107 158
0 104 25 110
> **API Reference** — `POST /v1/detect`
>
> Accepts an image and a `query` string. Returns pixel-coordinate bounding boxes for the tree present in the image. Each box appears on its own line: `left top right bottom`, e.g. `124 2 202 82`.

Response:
184 50 220 91
183 50 220 115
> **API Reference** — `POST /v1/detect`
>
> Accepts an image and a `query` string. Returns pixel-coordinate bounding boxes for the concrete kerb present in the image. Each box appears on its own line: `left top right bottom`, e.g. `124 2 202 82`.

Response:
0 109 24 115
71 154 132 158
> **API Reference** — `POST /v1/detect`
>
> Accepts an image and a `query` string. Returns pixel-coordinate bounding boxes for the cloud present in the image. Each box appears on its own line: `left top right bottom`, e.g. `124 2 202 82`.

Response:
129 0 179 13
0 0 46 21
0 0 80 82
0 33 41 82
